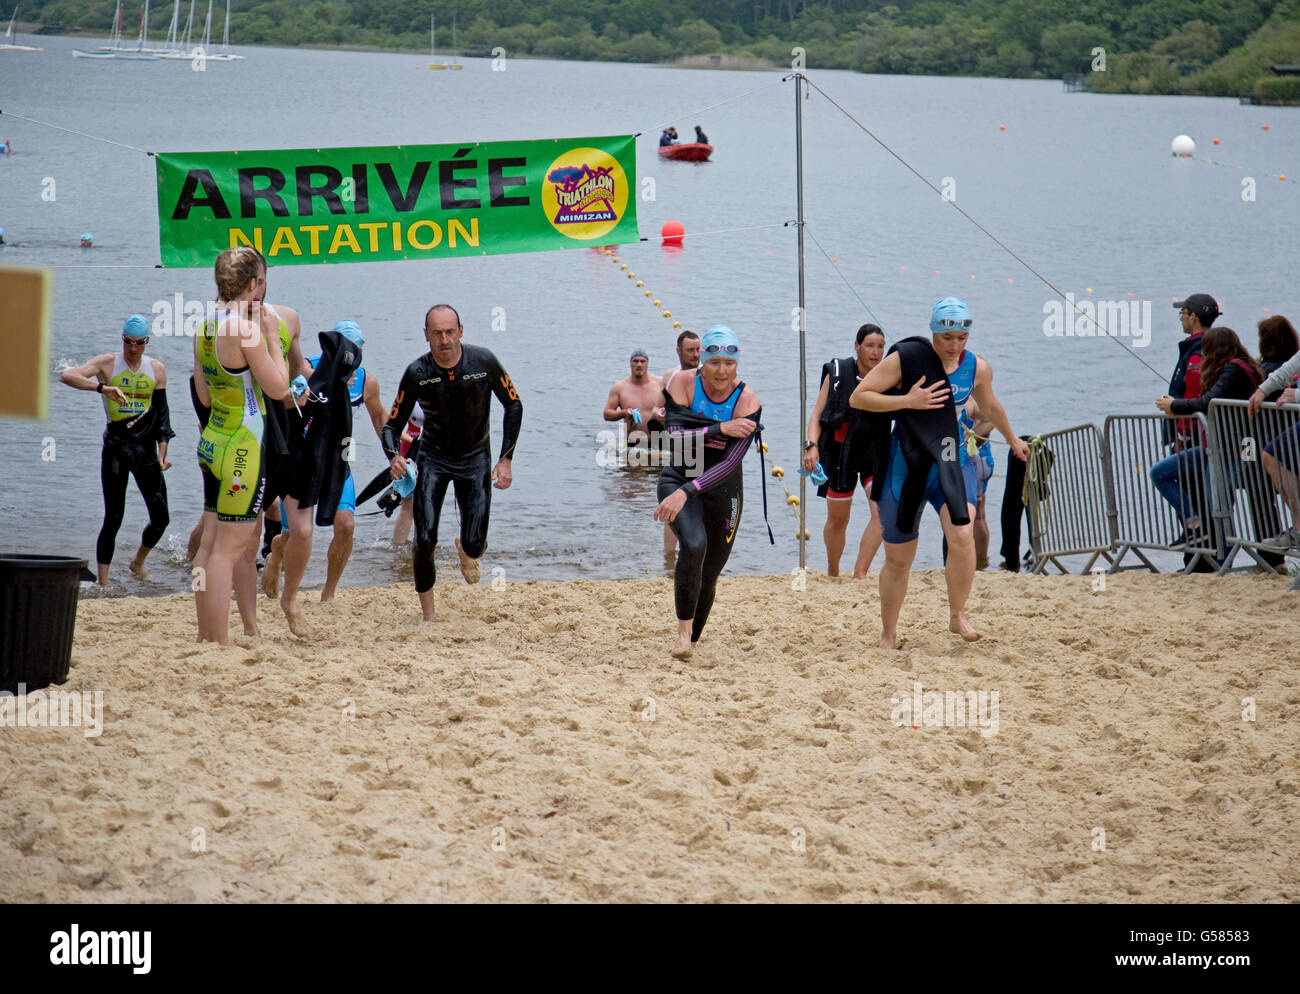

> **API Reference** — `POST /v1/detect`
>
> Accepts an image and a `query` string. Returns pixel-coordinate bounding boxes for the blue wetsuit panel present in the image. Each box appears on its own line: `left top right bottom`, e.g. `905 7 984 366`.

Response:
690 377 743 421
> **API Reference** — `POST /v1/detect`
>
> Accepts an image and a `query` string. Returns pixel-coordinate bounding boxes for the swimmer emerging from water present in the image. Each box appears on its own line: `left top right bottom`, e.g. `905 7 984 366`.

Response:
655 324 762 660
851 298 1027 649
604 348 666 448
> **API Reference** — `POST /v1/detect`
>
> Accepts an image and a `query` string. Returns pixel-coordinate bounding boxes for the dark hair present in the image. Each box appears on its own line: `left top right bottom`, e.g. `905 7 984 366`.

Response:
1199 327 1263 395
676 330 699 347
855 323 884 346
1257 315 1299 365
424 303 462 328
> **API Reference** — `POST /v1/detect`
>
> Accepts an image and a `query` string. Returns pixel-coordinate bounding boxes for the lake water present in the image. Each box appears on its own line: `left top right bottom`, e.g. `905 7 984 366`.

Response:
1 37 1297 594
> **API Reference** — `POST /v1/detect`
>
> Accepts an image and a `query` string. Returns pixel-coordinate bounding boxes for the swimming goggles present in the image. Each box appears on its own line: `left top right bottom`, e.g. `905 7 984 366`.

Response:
702 343 740 355
935 318 973 329
122 335 149 345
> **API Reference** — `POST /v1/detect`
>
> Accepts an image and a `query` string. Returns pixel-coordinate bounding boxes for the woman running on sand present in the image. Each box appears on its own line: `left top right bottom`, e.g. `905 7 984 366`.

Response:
654 324 762 659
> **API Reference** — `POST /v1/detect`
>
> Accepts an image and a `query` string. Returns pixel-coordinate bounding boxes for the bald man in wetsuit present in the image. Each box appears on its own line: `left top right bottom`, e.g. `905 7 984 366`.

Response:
382 304 523 622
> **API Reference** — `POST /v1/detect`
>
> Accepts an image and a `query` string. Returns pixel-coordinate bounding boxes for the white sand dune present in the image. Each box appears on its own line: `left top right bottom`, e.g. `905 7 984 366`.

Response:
1 570 1296 903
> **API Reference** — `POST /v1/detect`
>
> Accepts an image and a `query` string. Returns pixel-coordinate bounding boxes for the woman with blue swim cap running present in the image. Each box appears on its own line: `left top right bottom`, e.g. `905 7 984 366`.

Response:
655 324 762 660
850 298 1028 649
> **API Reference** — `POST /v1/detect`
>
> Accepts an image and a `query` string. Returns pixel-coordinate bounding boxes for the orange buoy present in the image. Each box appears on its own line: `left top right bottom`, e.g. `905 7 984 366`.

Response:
661 220 685 246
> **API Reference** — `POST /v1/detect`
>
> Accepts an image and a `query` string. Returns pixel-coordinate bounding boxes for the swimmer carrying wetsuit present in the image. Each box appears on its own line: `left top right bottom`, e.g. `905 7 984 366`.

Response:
655 324 762 660
382 304 522 622
850 297 1028 649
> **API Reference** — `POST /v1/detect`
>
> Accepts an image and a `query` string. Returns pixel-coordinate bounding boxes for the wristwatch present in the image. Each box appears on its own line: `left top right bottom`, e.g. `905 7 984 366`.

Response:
96 382 104 394
804 441 816 451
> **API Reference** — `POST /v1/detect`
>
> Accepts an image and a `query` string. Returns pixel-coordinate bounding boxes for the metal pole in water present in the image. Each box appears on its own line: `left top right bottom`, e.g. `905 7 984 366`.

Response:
794 72 807 569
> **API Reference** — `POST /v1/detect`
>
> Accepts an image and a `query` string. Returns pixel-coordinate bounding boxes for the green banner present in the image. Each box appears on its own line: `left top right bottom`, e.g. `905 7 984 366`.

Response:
155 135 638 268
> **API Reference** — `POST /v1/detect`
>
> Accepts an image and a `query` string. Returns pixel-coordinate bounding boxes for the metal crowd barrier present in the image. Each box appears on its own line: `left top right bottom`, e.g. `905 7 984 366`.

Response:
1022 424 1113 574
1208 398 1300 577
1103 412 1223 573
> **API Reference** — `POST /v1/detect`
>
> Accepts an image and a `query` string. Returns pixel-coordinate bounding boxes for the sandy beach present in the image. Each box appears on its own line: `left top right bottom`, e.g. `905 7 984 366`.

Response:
1 570 1296 903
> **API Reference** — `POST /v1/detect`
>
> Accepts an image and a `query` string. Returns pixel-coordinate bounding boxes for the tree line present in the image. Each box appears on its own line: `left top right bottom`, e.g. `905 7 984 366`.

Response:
23 0 1300 95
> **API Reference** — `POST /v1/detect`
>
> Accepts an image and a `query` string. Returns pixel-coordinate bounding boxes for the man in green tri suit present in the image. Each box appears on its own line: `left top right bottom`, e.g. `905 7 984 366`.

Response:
60 315 175 585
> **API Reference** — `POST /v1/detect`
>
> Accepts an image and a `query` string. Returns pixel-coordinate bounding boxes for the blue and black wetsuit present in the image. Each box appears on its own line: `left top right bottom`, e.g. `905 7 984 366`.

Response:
382 344 522 592
657 376 759 643
877 346 978 544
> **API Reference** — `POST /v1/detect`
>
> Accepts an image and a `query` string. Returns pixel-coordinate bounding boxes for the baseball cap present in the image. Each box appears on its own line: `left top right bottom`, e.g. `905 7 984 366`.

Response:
1173 293 1220 325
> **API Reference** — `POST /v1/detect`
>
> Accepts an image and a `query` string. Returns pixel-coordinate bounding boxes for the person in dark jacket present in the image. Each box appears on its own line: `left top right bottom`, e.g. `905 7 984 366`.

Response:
1164 292 1219 448
803 324 886 577
1152 326 1263 548
275 325 363 637
1257 315 1299 401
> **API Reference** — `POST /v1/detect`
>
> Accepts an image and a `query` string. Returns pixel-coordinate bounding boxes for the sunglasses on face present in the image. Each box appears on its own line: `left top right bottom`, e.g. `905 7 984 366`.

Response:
935 318 973 330
122 336 149 345
702 343 740 355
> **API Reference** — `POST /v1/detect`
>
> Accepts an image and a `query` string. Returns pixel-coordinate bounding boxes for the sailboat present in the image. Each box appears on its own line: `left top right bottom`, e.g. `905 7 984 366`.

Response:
73 2 159 59
427 13 461 69
207 0 242 60
0 5 43 50
156 0 199 59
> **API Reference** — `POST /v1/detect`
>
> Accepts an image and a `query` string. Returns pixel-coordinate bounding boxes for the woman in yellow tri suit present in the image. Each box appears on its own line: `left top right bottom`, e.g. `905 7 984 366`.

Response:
192 246 291 645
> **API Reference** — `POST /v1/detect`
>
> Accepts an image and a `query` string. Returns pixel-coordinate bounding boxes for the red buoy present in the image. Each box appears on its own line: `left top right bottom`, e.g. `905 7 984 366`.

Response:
661 220 685 246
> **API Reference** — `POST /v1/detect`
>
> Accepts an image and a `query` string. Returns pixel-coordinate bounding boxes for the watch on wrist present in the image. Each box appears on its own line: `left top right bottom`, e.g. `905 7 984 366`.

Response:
804 441 816 451
96 382 104 394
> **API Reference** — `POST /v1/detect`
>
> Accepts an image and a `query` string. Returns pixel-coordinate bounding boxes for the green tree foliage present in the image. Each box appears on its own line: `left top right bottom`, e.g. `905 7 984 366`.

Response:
14 0 1299 96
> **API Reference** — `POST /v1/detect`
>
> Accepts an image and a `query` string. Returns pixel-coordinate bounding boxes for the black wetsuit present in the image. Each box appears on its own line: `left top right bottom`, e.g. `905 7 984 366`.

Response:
97 390 173 567
657 384 760 643
382 345 522 592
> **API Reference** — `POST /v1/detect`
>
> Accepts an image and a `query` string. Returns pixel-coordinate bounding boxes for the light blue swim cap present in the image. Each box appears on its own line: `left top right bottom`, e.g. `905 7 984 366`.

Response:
81 232 94 244
333 319 364 348
0 227 6 238
930 297 972 335
700 324 741 363
122 314 149 339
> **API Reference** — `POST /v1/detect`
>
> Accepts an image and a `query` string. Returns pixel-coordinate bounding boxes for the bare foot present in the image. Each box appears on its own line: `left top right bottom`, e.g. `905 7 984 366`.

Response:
949 615 982 642
320 590 335 604
281 596 313 639
261 534 285 599
128 558 151 581
878 632 898 650
243 621 260 637
670 635 694 659
455 537 480 585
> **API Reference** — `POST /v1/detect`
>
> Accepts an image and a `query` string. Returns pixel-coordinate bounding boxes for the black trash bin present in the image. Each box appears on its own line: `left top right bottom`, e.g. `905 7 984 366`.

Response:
0 554 88 693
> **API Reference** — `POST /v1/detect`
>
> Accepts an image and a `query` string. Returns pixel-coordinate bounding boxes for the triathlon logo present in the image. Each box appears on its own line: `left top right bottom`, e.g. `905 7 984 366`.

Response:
542 147 628 241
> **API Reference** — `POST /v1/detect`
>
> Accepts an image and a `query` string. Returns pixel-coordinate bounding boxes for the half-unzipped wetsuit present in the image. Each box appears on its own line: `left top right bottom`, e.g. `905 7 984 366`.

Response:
97 353 173 565
381 345 522 592
657 377 760 643
875 340 977 544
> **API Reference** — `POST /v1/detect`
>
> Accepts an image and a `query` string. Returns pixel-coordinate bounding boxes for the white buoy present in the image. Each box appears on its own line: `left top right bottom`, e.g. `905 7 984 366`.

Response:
1171 134 1195 157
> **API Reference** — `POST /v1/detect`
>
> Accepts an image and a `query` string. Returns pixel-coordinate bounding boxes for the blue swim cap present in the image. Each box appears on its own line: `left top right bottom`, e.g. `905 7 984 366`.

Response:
700 324 741 363
122 314 149 339
930 297 972 335
333 319 364 348
81 232 94 244
0 227 6 238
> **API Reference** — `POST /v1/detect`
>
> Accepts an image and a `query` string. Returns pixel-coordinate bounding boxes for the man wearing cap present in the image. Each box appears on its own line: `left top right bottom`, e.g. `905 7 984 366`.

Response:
60 315 174 585
604 348 666 452
263 320 386 605
1165 293 1219 449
